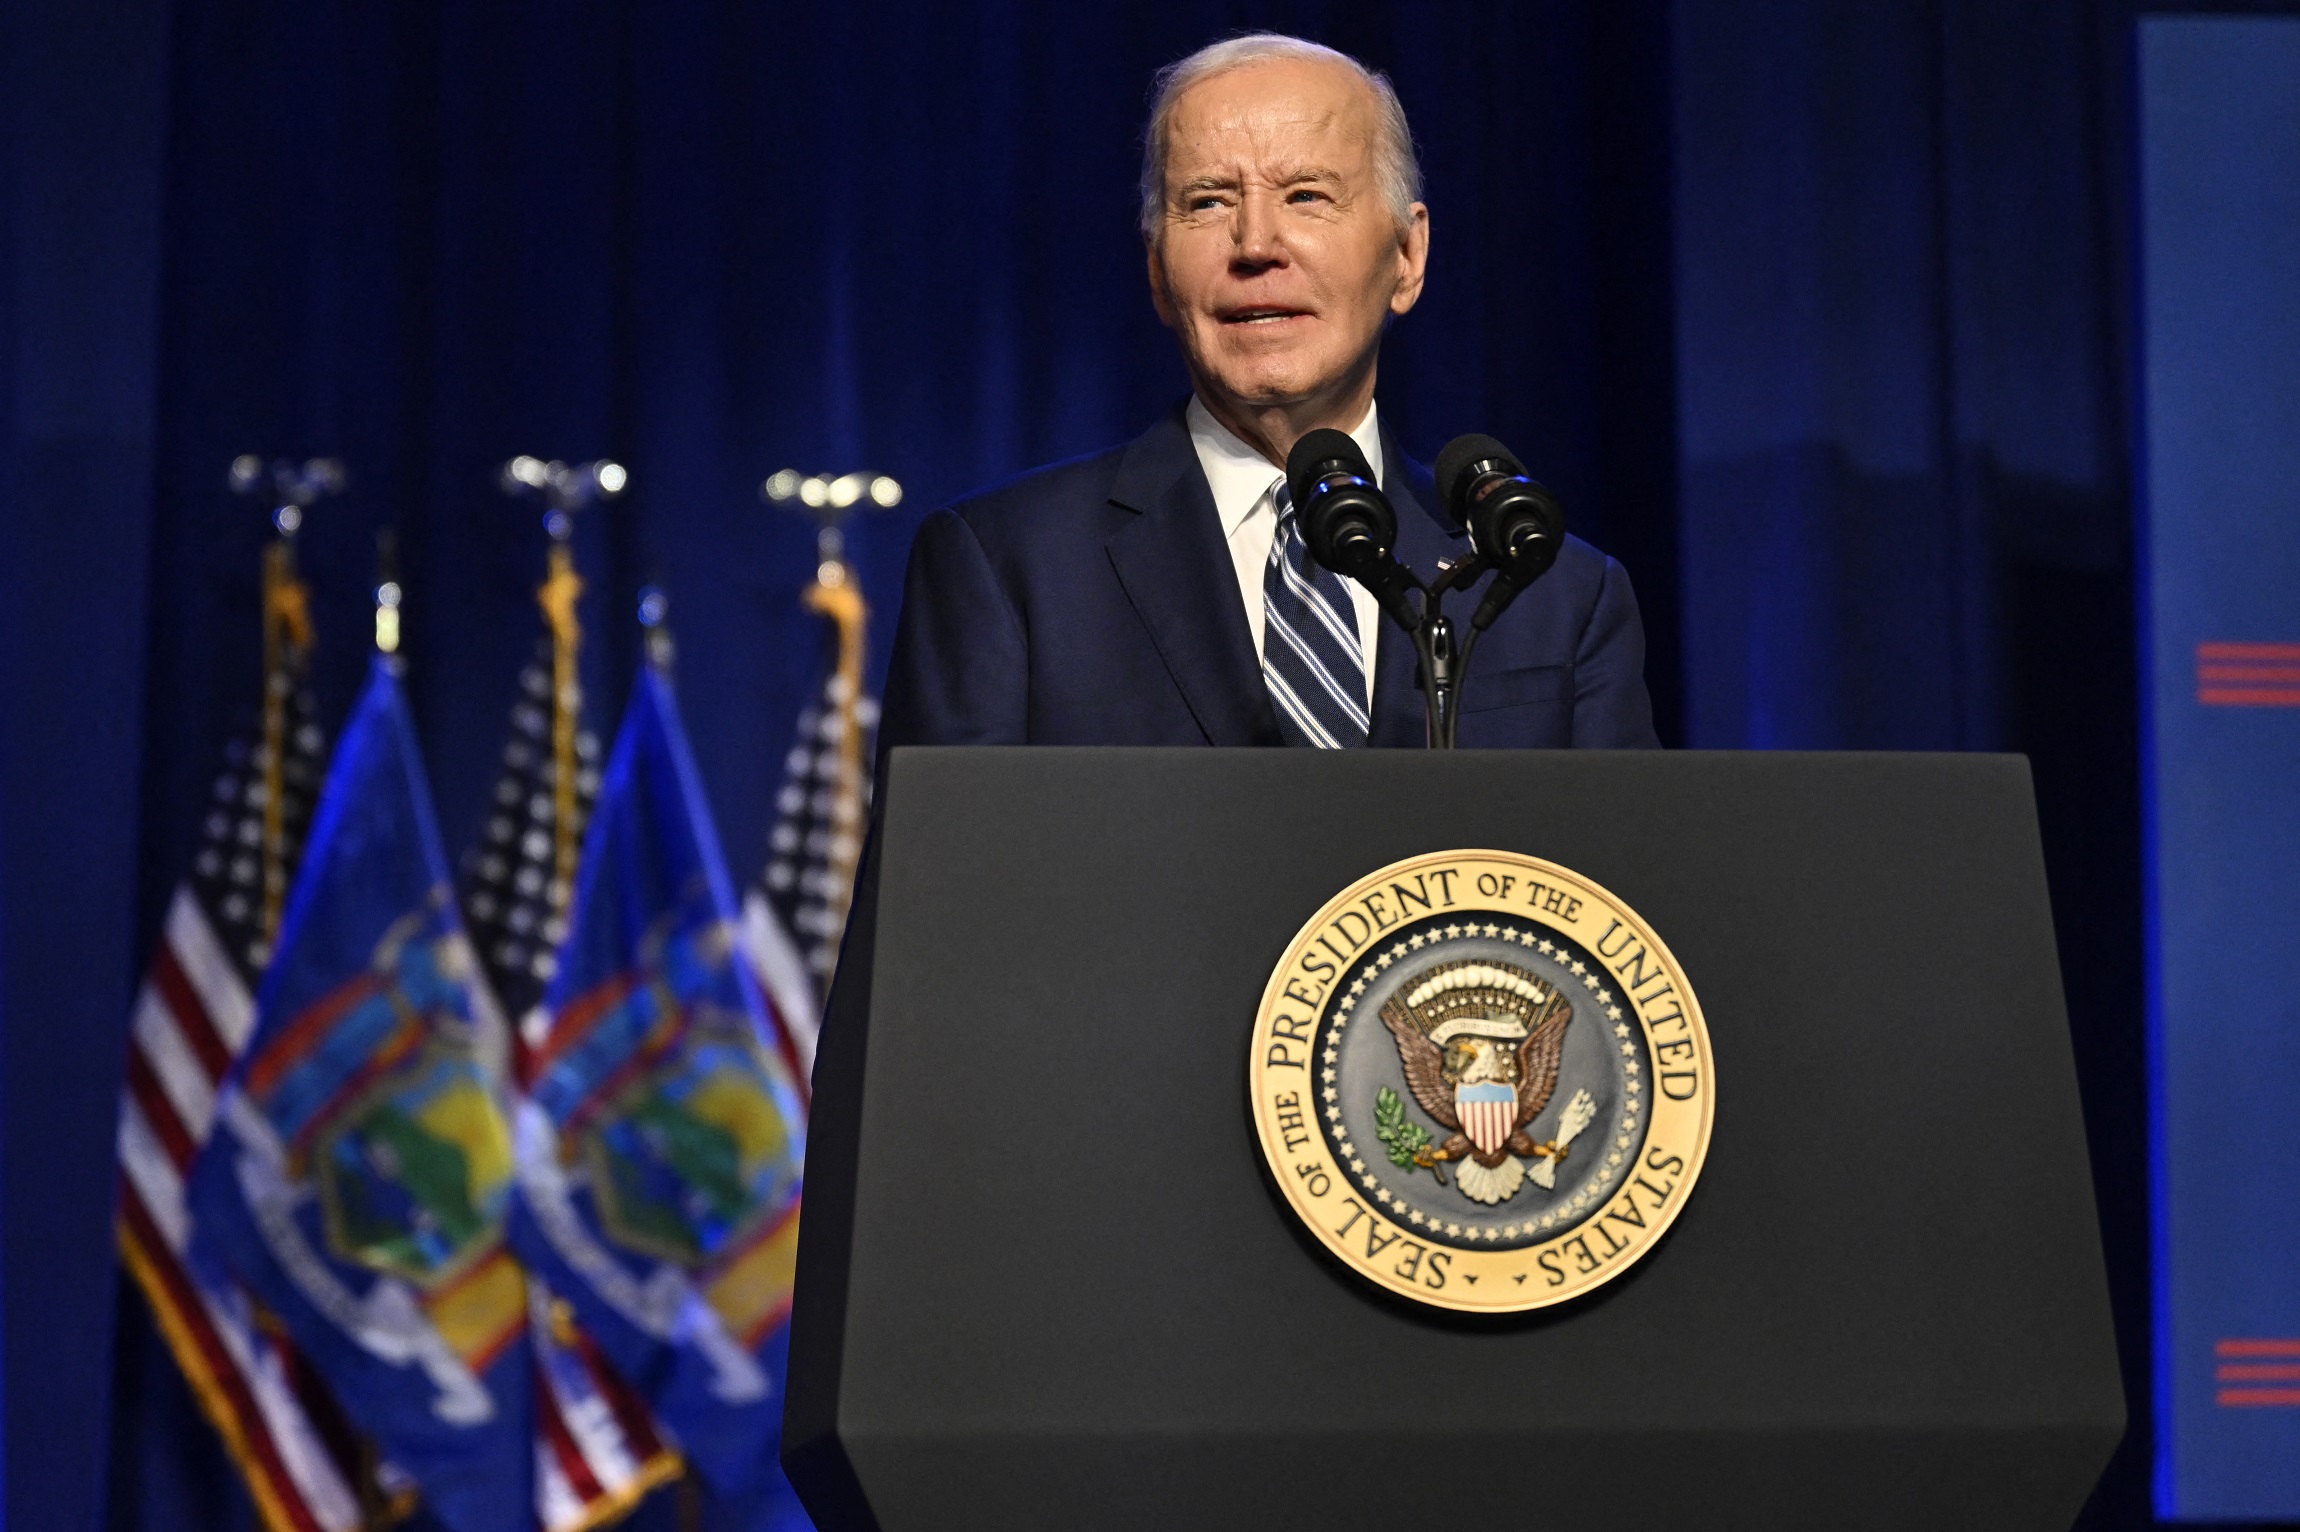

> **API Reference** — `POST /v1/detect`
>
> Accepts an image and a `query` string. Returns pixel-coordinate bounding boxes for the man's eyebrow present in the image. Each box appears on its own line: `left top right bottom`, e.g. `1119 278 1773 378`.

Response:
1171 165 1346 198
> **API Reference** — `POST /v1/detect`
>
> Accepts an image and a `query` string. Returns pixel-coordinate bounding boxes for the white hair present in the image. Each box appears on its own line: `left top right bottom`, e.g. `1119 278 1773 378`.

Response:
1138 33 1422 242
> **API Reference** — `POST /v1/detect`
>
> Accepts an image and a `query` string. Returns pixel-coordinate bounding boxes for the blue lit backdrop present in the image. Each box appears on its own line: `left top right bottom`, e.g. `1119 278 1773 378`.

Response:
0 1 2208 1529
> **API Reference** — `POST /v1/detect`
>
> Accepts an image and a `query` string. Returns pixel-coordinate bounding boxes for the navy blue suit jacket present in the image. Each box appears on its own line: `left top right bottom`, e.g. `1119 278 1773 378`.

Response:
879 408 1659 754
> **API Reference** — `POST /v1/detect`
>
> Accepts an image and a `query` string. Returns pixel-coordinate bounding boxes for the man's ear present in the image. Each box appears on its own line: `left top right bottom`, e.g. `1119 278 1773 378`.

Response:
1389 203 1431 318
1146 240 1178 330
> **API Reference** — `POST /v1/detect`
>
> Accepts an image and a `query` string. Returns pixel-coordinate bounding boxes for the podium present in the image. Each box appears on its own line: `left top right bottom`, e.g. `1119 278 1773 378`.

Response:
784 749 2124 1531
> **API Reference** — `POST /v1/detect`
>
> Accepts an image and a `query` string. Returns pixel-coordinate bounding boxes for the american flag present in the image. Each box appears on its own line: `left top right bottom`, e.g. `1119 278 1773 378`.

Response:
741 627 877 1086
460 643 597 1021
458 635 684 1529
113 675 396 1532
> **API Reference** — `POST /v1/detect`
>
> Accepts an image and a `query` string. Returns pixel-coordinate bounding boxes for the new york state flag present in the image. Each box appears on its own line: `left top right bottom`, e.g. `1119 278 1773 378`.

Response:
508 661 809 1511
188 659 532 1531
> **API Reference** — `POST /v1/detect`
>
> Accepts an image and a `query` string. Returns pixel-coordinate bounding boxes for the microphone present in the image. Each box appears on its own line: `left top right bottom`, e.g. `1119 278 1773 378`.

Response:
1284 429 1419 632
1435 434 1565 631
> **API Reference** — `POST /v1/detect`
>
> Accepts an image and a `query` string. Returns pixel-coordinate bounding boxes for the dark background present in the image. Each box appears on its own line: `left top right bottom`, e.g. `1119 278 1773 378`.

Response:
0 0 2274 1527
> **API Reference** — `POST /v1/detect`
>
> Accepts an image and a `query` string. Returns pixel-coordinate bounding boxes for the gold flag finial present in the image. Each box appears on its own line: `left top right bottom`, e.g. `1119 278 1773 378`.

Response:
373 528 404 658
500 457 624 896
231 456 345 944
539 539 584 894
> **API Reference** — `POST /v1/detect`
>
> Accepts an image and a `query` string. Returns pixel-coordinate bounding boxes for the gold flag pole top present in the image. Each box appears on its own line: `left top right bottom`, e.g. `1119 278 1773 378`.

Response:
500 456 626 896
761 469 901 967
372 528 403 659
229 455 343 947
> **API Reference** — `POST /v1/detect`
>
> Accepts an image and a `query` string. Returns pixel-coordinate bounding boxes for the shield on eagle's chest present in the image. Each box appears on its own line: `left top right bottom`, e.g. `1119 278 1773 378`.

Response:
1455 1082 1516 1157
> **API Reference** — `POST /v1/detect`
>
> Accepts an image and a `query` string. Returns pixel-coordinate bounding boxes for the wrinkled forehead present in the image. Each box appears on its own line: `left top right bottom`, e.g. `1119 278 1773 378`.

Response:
1161 58 1380 180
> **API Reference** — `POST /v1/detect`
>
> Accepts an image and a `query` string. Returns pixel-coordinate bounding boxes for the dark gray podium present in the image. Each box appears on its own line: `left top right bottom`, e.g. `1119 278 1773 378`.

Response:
784 749 2123 1531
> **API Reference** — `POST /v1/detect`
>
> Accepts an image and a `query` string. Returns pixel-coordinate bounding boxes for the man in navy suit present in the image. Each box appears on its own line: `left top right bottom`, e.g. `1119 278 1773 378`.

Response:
880 33 1659 754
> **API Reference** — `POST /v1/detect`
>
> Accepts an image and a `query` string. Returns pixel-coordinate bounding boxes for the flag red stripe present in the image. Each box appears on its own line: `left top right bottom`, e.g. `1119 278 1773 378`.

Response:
560 1010 683 1143
2198 664 2300 682
749 956 814 1099
2218 1363 2300 1381
247 972 388 1099
2198 641 2300 660
766 1009 811 1109
575 1329 667 1457
535 1374 606 1505
286 1018 424 1154
2218 1388 2300 1407
2197 688 2300 707
279 1334 367 1507
526 973 641 1080
123 1049 198 1171
151 939 238 1083
119 1186 329 1532
2216 1338 2300 1357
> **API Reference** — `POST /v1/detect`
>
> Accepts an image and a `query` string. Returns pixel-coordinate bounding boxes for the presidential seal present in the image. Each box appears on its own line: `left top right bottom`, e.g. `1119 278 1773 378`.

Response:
1249 850 1713 1313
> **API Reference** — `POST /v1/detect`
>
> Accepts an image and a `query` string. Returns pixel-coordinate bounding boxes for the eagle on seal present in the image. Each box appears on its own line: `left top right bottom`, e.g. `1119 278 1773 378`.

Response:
1379 960 1575 1205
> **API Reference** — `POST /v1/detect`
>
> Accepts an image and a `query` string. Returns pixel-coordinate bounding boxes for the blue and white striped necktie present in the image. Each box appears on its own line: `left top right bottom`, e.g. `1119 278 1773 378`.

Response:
1262 479 1370 748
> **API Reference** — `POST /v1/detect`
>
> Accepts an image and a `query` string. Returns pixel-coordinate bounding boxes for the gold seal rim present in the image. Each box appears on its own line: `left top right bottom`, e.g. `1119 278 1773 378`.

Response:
1247 848 1714 1314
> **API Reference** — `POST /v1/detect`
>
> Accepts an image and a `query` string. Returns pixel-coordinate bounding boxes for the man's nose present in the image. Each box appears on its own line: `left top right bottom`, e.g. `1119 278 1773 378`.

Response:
1231 189 1286 267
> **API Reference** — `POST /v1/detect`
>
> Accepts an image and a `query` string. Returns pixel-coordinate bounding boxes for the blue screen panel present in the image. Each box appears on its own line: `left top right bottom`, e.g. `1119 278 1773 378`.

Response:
2138 14 2300 1521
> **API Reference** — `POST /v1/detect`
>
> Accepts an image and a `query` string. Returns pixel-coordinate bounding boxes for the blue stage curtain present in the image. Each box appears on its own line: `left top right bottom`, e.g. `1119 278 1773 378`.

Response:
1674 4 2150 1525
1676 0 2129 753
1 3 173 1531
0 0 2168 1528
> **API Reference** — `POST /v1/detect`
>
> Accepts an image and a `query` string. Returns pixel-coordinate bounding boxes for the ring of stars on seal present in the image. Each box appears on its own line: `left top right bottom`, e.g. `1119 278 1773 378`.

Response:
1249 849 1714 1314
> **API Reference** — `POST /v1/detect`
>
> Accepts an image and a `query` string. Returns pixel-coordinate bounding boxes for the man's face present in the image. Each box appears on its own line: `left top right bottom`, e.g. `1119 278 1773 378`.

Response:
1147 58 1429 424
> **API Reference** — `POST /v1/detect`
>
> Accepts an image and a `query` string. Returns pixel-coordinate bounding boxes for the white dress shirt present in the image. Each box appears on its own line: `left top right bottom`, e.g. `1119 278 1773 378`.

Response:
1186 395 1385 711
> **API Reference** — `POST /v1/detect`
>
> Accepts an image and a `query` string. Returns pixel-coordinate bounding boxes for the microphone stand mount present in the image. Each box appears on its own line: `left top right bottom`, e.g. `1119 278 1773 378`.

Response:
1381 552 1492 751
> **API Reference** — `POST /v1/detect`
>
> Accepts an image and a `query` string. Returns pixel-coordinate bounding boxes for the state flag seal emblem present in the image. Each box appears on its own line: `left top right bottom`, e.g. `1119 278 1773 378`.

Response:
1249 849 1714 1313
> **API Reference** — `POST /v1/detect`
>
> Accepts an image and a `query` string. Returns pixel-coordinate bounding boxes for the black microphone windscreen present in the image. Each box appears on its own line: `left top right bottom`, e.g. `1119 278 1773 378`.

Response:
1434 433 1520 517
1285 428 1370 508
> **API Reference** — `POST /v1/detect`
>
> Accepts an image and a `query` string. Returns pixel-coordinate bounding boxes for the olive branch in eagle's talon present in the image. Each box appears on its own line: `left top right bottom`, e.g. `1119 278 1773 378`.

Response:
1375 1087 1450 1185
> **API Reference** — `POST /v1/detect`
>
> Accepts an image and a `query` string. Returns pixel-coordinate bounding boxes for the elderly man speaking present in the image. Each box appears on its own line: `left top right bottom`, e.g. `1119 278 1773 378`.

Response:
878 33 1659 753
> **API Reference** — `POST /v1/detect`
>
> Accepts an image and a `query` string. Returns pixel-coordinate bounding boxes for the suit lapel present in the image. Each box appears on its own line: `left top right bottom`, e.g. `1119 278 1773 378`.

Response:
1105 412 1282 747
1369 433 1467 747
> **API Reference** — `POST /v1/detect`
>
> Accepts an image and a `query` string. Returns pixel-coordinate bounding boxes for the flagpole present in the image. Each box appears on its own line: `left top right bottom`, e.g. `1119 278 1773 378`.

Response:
361 524 407 1532
373 528 403 660
804 538 868 969
761 469 900 986
499 455 626 901
543 538 582 893
228 455 342 951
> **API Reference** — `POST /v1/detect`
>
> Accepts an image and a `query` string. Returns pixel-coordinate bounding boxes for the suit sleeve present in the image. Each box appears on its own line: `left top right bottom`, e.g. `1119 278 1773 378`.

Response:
877 509 1030 764
1571 555 1662 748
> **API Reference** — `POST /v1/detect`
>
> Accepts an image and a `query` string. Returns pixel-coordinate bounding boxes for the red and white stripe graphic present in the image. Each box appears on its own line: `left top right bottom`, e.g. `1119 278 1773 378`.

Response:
2196 641 2300 707
114 886 368 1532
2216 1338 2300 1407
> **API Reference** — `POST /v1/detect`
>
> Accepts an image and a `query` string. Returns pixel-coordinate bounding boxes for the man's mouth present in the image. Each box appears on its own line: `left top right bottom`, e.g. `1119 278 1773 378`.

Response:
1220 306 1310 326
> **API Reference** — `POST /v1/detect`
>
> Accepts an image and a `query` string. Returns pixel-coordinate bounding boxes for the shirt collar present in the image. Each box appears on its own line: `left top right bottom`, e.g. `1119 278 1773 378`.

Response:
1186 395 1385 539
